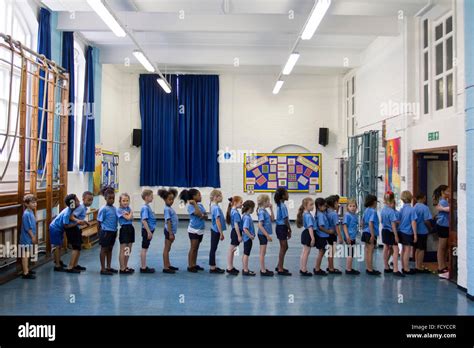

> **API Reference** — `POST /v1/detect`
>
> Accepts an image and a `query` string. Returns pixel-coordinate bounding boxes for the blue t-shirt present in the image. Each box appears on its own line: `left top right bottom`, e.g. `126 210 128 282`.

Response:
211 203 226 233
257 208 272 236
326 208 339 234
276 203 289 225
140 204 156 231
49 207 73 234
303 211 316 230
20 209 36 245
230 208 243 231
98 205 118 232
187 203 206 230
73 204 87 220
343 212 358 240
381 205 399 231
398 203 418 235
164 205 178 234
414 203 432 235
117 206 132 226
362 207 380 236
242 213 255 242
437 199 449 227
316 211 329 238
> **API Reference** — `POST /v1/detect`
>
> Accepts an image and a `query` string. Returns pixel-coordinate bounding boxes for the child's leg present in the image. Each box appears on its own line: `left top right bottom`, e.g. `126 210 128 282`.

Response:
194 238 202 266
124 243 132 269
346 244 353 270
243 254 249 272
163 239 171 269
383 245 390 269
106 246 113 269
100 247 107 271
119 244 125 270
189 239 199 267
22 255 29 275
415 248 424 269
54 247 62 267
365 243 374 271
227 244 236 270
328 243 336 270
259 244 267 272
437 237 448 270
315 249 325 271
402 245 410 271
300 246 310 272
277 240 288 271
68 250 79 269
141 248 148 269
209 232 219 269
392 245 400 273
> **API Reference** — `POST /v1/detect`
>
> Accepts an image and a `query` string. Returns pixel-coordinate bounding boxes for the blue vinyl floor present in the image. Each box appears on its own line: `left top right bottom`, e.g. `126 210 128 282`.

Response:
1 221 473 315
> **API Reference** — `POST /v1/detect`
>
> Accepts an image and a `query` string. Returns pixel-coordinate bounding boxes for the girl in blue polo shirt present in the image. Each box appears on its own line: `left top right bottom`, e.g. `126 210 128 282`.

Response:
325 195 342 275
398 190 418 275
274 187 292 276
158 188 179 274
296 197 315 277
225 196 243 275
241 200 256 276
140 189 156 274
380 191 403 277
179 189 208 273
362 194 381 276
209 189 226 274
98 188 119 276
414 193 432 273
342 199 360 275
257 194 275 277
117 193 134 274
433 185 450 274
20 194 37 279
314 198 332 276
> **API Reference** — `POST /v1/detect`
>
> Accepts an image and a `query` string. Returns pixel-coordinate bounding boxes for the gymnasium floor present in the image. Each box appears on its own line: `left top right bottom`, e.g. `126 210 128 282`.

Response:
1 221 473 316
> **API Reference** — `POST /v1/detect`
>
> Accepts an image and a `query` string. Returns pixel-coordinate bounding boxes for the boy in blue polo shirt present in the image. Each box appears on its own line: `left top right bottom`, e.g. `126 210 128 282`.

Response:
140 189 156 274
413 193 432 273
398 190 418 275
241 200 256 276
20 194 38 279
98 188 119 276
362 194 381 275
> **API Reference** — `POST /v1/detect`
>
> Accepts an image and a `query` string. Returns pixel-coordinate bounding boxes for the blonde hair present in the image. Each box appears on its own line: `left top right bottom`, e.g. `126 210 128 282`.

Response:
257 194 270 208
347 198 357 207
119 193 130 203
141 189 153 200
296 197 314 228
401 190 413 204
210 189 222 202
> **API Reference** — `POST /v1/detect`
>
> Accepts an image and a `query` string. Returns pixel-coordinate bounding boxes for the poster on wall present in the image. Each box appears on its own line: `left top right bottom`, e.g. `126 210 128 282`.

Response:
385 138 401 200
92 146 119 195
243 153 322 193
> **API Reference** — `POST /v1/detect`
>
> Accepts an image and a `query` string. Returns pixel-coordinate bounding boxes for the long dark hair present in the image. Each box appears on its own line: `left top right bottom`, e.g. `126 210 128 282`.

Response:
433 185 448 202
241 200 255 214
179 188 200 203
326 195 338 209
315 197 326 211
274 187 288 206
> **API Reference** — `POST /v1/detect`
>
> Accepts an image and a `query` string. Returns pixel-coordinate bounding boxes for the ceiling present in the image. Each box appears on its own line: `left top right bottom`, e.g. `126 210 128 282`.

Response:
41 0 434 74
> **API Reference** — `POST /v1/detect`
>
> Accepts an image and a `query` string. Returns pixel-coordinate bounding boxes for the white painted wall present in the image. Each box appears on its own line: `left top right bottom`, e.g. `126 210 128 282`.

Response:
99 64 341 219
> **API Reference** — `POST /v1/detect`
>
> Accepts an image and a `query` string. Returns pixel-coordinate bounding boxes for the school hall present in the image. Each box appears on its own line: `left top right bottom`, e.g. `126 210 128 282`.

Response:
0 0 474 317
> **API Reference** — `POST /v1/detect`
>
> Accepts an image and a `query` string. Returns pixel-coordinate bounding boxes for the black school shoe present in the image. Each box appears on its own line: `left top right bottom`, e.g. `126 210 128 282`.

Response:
403 269 416 275
275 267 289 273
22 273 36 279
366 269 381 276
28 270 36 275
210 267 225 274
74 265 86 271
195 265 204 271
163 268 176 274
277 270 292 276
119 269 133 274
299 270 312 277
393 271 405 277
60 261 66 267
226 268 239 275
169 266 179 271
140 267 155 274
66 268 81 274
54 266 66 272
326 268 342 275
415 268 431 274
260 270 274 277
313 269 327 276
100 270 113 276
107 268 118 274
187 266 198 273
345 269 360 275
384 268 393 273
242 270 256 276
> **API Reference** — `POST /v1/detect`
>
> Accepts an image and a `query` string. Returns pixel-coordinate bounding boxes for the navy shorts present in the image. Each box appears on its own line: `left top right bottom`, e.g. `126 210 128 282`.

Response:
258 234 268 245
230 229 240 246
99 230 117 248
119 224 135 244
315 234 328 250
381 228 395 246
65 225 82 250
361 232 377 245
398 232 414 246
164 230 176 240
141 228 154 249
436 225 449 238
275 225 289 240
414 234 428 250
188 232 203 242
327 233 337 244
243 239 253 256
301 229 312 247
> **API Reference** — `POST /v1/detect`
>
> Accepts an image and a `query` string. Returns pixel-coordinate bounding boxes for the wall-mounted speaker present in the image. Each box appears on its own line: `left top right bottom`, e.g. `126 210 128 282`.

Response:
132 129 142 147
319 127 329 146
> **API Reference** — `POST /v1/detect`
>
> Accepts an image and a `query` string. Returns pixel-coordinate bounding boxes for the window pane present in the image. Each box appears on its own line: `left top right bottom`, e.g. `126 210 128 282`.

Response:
351 117 355 136
446 16 453 34
446 37 453 70
435 23 443 40
436 43 443 75
352 96 355 115
424 84 429 114
424 52 429 81
423 19 428 48
346 81 349 98
436 78 444 110
346 100 349 118
447 73 453 107
352 76 355 95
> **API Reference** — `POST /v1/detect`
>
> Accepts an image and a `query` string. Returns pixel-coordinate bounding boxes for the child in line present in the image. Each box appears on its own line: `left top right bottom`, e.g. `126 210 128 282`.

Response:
98 188 119 275
325 195 342 274
226 196 243 275
413 193 432 273
380 191 403 277
140 189 156 274
180 189 208 273
241 200 256 276
433 185 450 274
158 188 179 274
257 194 274 277
398 190 418 275
67 191 93 272
342 199 360 275
50 194 86 273
117 193 134 274
274 187 292 276
297 197 315 277
361 194 381 276
20 194 38 279
209 189 226 274
314 198 332 276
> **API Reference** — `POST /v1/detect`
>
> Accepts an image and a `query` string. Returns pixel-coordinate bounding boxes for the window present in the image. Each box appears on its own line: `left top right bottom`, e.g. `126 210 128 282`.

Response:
73 41 86 172
344 75 356 137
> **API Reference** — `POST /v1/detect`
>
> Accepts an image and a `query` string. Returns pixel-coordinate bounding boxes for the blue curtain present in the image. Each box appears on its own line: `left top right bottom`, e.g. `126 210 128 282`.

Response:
81 46 95 172
61 31 75 171
139 74 220 187
37 8 51 171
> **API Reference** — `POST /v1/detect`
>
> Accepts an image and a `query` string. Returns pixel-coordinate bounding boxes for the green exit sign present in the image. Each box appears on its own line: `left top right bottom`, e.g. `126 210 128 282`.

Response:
428 131 439 141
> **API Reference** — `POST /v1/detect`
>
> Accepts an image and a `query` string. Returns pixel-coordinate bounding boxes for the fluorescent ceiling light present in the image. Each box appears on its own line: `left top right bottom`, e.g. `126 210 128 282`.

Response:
301 0 331 40
87 0 126 37
133 50 155 72
157 78 172 94
272 80 284 95
282 53 300 75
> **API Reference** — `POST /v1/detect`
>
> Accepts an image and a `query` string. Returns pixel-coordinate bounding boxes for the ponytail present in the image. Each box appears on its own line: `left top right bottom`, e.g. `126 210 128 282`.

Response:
179 188 200 204
296 204 305 228
433 185 448 202
226 198 233 225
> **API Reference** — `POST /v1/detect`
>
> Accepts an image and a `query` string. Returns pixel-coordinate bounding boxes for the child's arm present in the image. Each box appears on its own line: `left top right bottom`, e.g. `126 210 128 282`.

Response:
142 219 152 240
285 217 292 237
234 222 242 241
319 225 332 234
69 214 88 227
28 228 37 244
166 219 174 240
308 226 316 247
436 204 450 213
369 221 375 241
424 219 432 232
269 204 275 222
258 221 272 241
243 227 254 240
343 224 351 243
335 223 342 241
124 211 133 220
189 201 204 218
412 220 418 243
216 217 225 241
